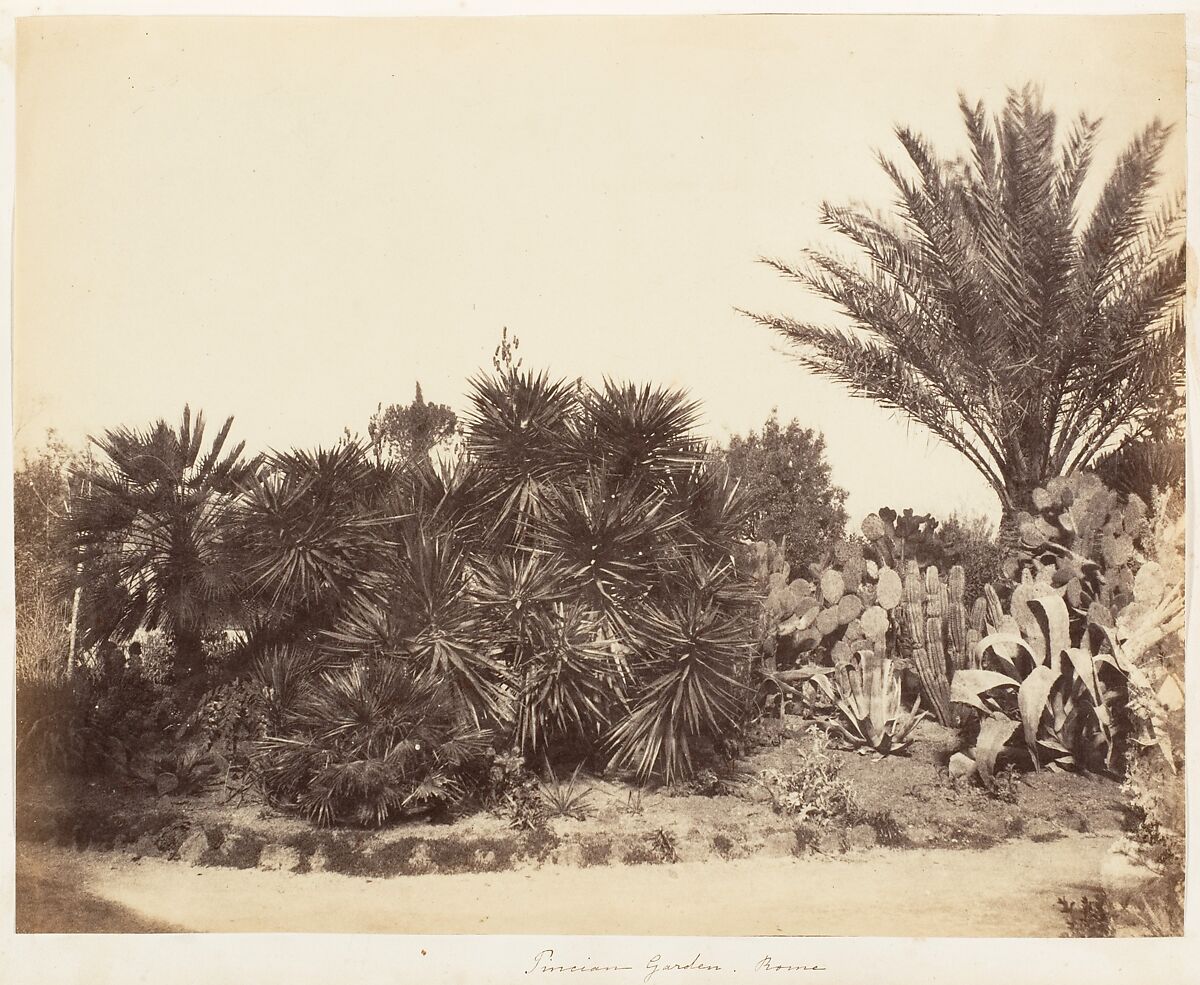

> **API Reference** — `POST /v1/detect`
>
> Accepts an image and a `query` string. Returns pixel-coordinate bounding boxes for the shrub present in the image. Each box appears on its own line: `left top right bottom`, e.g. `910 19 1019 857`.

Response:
253 660 492 828
1057 895 1114 938
756 728 862 825
15 667 181 777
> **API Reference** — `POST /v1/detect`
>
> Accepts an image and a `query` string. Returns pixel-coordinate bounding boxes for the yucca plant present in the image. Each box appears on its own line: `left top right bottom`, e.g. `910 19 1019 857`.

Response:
65 406 256 673
745 85 1184 518
394 524 512 726
254 660 491 827
536 760 595 820
821 648 926 756
580 379 705 484
605 562 752 783
464 369 582 543
535 470 685 640
514 602 622 755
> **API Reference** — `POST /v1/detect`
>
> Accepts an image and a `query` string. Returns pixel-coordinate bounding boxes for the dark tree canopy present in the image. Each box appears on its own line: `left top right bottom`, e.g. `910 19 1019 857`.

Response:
367 383 460 466
744 85 1185 517
718 410 848 570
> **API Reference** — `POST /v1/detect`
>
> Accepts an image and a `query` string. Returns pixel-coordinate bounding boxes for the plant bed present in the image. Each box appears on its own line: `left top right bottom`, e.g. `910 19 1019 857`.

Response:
17 716 1127 883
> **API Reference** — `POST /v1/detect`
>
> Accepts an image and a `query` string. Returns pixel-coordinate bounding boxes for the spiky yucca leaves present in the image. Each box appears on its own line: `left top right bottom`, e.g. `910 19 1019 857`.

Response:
660 459 756 563
343 523 511 728
605 560 753 783
400 454 490 543
745 85 1184 515
254 660 491 827
234 440 393 643
464 369 582 542
535 470 685 640
65 406 255 671
581 380 705 484
471 552 577 646
515 603 622 755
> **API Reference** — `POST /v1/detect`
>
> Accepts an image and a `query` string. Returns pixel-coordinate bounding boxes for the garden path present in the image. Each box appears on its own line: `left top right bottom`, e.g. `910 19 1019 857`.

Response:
16 833 1112 936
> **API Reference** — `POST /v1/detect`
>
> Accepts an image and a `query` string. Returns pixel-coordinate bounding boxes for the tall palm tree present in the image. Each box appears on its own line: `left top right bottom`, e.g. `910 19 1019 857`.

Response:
743 86 1185 518
66 406 255 673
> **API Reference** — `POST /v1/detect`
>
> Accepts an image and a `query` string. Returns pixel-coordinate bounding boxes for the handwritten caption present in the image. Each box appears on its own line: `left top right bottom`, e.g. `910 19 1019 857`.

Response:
525 949 825 982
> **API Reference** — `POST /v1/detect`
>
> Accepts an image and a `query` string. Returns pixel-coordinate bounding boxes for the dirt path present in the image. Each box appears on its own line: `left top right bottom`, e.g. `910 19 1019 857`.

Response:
17 833 1111 936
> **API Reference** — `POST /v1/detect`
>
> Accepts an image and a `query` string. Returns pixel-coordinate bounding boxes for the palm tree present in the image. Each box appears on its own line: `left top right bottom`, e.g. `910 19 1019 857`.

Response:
66 406 255 674
743 85 1185 519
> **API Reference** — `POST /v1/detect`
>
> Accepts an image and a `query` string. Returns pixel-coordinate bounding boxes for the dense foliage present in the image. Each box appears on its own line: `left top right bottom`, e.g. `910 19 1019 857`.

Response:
719 411 847 572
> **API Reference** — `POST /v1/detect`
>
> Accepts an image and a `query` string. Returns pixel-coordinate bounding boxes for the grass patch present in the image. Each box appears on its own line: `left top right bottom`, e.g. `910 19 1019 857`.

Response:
711 833 735 859
579 837 613 867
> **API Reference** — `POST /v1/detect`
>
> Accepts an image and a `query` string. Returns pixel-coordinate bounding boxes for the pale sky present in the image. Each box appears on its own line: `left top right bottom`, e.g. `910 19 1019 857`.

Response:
13 14 1186 525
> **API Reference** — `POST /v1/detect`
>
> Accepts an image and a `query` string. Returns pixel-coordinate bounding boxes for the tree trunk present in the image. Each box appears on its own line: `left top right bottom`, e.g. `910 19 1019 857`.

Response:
172 627 207 678
66 580 82 676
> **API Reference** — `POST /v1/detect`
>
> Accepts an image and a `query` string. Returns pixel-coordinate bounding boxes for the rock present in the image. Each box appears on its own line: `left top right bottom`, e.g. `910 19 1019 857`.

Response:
845 824 878 851
906 825 936 847
471 849 498 871
741 783 773 805
760 831 799 859
1024 819 1064 843
405 843 437 875
548 842 584 868
178 830 209 866
308 846 329 873
816 828 843 855
133 834 160 858
257 843 302 872
948 753 977 782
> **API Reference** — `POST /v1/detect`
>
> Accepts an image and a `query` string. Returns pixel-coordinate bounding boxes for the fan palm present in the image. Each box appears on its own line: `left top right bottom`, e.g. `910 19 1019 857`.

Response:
66 406 255 672
233 440 393 644
254 659 491 827
744 85 1184 517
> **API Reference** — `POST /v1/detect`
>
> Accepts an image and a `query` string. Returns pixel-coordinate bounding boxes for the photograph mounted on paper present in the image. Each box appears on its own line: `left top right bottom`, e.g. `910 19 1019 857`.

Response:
10 13 1187 937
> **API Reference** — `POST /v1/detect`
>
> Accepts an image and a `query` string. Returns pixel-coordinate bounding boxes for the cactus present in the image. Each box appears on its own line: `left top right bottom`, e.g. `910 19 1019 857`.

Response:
860 605 889 640
1010 473 1154 619
945 565 973 671
837 593 864 626
969 596 988 634
876 568 902 610
820 568 845 604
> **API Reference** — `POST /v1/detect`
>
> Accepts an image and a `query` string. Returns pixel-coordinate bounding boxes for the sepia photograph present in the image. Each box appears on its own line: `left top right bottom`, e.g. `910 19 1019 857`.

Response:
5 5 1191 969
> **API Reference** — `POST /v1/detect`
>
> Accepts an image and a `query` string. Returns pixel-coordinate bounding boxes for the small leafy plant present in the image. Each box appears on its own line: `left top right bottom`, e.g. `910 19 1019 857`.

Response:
756 728 862 825
536 762 594 820
1057 895 1114 938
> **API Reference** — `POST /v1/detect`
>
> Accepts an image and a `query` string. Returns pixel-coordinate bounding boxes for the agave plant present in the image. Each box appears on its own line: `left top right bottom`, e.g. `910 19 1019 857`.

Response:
820 648 926 756
951 593 1126 776
65 406 256 672
254 660 491 827
536 760 595 820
